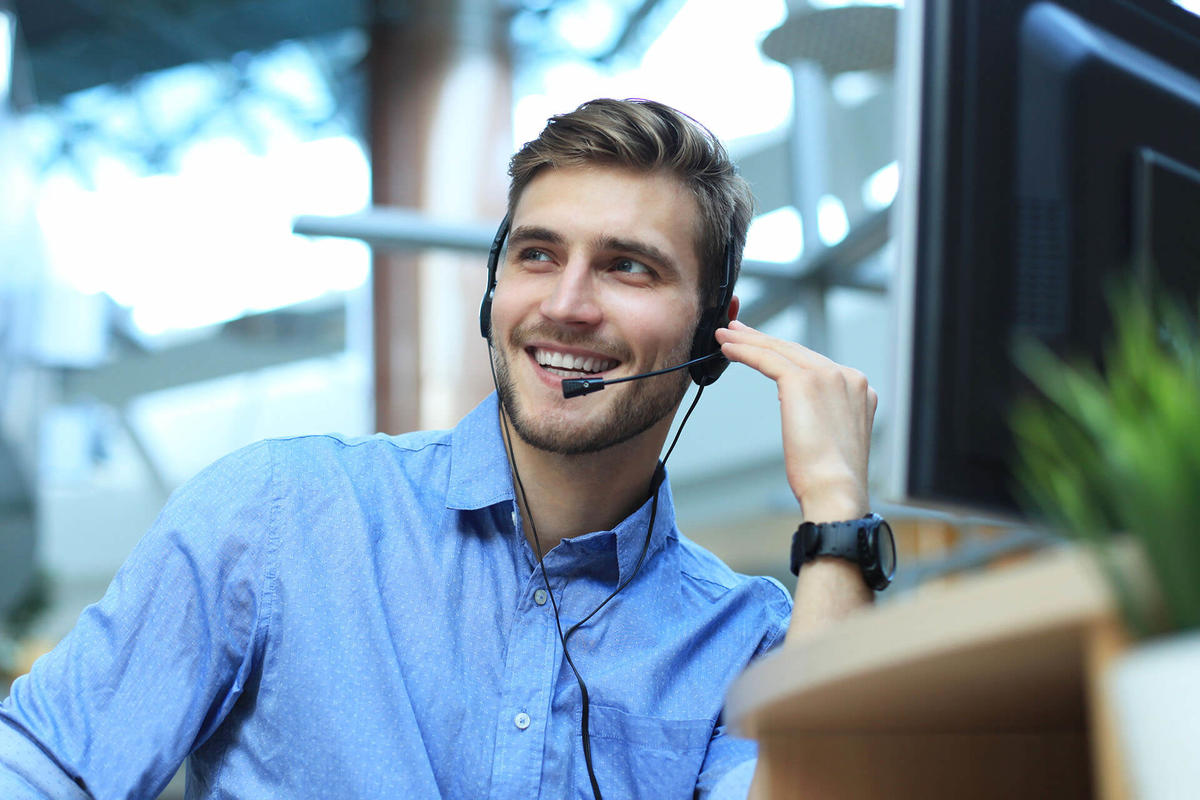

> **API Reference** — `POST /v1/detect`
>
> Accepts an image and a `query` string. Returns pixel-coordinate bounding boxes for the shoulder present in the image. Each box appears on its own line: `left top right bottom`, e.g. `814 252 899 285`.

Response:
674 533 793 619
167 428 457 516
266 428 453 459
260 428 453 478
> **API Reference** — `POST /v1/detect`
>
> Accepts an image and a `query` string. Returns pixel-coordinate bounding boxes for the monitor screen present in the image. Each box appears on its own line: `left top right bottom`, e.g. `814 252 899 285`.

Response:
888 0 1200 515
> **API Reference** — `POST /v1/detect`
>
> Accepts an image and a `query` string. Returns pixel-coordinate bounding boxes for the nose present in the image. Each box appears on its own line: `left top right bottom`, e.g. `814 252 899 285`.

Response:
539 260 602 327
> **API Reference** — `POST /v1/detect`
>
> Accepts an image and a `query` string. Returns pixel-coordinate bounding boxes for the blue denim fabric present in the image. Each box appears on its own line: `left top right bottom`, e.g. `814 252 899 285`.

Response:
1 393 791 799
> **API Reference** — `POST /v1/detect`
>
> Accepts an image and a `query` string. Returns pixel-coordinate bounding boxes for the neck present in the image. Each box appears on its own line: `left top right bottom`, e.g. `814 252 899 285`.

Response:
501 408 670 557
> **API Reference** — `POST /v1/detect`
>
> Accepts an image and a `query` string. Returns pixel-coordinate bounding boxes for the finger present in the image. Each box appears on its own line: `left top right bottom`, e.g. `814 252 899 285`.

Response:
719 321 834 370
721 341 876 403
718 340 813 382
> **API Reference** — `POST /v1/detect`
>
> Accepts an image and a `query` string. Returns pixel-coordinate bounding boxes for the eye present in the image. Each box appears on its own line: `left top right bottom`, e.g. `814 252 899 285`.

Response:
612 257 653 276
520 247 553 263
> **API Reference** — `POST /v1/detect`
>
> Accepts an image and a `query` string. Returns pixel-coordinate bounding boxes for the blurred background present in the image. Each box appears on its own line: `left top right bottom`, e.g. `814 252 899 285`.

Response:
5 2 1198 781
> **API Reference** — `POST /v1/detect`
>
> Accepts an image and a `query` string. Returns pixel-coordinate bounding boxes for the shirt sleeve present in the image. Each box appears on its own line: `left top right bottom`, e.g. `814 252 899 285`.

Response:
693 719 758 800
695 578 792 800
0 440 279 799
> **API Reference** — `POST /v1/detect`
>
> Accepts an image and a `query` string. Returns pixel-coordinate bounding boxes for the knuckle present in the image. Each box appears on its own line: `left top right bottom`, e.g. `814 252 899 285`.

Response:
842 367 869 390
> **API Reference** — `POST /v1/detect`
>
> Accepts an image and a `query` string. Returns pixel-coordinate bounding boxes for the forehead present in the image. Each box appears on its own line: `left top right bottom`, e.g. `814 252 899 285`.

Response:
511 166 703 281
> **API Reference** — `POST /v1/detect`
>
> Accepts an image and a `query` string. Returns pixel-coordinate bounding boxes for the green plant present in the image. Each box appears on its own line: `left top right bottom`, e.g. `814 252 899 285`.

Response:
1011 286 1200 637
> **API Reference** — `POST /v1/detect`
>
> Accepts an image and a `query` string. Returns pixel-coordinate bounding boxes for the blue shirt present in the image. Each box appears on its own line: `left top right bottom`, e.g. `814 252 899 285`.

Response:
1 394 792 799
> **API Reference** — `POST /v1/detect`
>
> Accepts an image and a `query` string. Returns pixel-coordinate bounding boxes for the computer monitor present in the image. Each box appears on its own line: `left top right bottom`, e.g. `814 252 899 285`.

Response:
889 0 1200 515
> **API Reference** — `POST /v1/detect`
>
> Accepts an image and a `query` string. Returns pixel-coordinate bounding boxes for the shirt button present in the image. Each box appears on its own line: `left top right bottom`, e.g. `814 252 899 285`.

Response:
533 589 548 606
514 712 531 730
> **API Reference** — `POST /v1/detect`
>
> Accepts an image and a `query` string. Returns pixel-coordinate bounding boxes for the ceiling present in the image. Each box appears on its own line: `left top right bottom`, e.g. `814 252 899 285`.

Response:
11 0 369 104
9 0 671 107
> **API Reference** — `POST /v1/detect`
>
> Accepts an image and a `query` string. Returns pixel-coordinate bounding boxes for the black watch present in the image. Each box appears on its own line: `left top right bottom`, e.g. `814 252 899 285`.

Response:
790 513 896 591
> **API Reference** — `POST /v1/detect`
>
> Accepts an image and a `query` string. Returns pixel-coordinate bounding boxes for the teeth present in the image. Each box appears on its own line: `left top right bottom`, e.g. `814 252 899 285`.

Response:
534 348 617 374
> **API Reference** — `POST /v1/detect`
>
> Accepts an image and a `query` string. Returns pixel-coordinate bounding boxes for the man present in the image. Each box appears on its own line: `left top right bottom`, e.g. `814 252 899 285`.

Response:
1 98 881 799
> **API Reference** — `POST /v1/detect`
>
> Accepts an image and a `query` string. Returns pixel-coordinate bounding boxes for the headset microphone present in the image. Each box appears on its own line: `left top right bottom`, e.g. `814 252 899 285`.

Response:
561 352 724 398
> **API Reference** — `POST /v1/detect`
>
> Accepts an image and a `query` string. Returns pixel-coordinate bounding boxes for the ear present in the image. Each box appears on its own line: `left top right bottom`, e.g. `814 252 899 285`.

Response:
726 294 740 324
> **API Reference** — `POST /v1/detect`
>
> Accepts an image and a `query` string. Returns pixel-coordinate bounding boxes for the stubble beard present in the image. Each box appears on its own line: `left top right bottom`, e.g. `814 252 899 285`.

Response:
491 327 693 456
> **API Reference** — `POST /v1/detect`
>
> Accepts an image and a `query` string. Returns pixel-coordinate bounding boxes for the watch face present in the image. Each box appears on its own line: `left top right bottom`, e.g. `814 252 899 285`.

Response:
877 520 897 579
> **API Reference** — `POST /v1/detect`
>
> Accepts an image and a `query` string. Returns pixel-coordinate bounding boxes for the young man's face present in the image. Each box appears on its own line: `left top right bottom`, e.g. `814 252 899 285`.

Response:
489 165 705 455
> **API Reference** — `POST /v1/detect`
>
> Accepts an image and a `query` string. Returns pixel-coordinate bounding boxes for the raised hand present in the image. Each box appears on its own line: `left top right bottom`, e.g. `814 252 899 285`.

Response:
715 318 878 524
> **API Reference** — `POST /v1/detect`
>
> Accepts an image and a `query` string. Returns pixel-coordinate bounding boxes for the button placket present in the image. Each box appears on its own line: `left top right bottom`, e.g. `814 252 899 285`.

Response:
488 576 559 798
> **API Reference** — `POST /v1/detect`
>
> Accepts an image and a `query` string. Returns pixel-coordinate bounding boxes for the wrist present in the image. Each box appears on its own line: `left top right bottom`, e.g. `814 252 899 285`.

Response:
798 556 875 592
788 558 874 638
799 490 869 524
793 473 868 523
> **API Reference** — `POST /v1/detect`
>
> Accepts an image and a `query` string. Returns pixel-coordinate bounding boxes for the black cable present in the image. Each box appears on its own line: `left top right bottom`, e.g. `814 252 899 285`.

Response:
503 421 603 799
487 349 707 800
662 383 705 466
488 350 605 799
564 384 703 641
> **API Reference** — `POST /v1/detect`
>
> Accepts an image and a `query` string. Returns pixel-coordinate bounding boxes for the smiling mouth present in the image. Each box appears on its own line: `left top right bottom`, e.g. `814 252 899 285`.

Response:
531 347 619 378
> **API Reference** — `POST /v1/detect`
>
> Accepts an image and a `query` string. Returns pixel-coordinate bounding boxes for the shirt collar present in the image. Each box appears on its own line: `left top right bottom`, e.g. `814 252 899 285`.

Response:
445 392 678 582
445 392 515 511
608 471 678 584
519 476 678 584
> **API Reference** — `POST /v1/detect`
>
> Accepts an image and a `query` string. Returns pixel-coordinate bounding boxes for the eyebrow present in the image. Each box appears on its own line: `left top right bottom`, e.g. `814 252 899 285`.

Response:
507 225 681 278
508 225 565 249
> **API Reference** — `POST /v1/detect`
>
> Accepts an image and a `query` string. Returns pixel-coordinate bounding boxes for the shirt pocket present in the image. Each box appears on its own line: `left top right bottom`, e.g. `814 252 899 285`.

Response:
575 704 712 800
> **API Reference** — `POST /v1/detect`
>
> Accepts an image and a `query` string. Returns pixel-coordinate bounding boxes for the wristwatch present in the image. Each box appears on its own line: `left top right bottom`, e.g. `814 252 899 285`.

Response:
790 513 896 591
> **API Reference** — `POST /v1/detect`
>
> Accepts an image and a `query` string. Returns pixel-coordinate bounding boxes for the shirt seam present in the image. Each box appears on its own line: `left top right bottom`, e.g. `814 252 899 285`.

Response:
755 577 793 652
678 570 735 592
265 431 452 455
678 571 792 639
759 615 789 653
679 569 781 596
759 574 794 607
255 439 284 667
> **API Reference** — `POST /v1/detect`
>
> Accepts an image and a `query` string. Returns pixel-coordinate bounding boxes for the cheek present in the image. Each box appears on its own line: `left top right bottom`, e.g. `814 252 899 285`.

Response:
488 281 526 337
633 298 700 356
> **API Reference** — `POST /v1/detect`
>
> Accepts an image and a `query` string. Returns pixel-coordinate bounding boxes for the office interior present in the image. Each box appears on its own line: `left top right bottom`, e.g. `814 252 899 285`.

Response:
2 0 1198 798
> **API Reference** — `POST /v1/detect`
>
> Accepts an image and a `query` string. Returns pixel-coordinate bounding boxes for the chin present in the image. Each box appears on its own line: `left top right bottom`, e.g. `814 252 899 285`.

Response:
490 331 692 455
500 370 688 457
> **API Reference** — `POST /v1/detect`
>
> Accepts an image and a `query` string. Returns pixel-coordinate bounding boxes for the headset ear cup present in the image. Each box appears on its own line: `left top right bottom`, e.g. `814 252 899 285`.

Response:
479 288 493 340
688 307 730 386
480 216 510 342
688 234 736 386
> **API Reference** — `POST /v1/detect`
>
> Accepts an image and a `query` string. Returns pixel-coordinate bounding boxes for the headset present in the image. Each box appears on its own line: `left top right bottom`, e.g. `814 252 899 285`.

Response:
478 214 736 390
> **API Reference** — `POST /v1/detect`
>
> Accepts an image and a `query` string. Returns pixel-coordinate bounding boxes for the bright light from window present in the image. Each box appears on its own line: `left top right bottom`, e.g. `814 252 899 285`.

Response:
514 0 793 147
554 0 619 52
1176 1 1200 16
863 161 899 210
744 206 805 263
37 136 370 336
817 194 849 246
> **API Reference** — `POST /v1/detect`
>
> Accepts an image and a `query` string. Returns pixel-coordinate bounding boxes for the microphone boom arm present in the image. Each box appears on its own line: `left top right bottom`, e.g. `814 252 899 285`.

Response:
561 352 724 398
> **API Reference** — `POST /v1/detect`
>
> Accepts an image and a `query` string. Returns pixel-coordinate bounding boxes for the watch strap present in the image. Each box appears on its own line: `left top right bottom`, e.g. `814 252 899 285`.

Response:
812 520 861 560
790 513 881 576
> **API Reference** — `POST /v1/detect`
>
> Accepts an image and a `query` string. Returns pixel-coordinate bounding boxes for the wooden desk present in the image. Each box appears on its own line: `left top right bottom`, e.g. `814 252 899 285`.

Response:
726 546 1136 799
